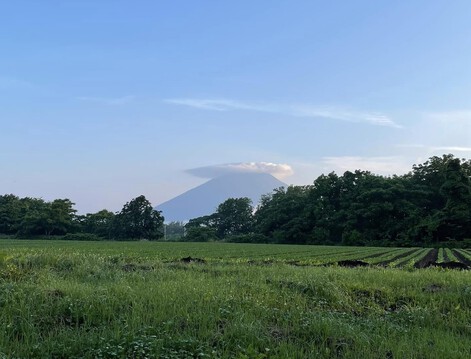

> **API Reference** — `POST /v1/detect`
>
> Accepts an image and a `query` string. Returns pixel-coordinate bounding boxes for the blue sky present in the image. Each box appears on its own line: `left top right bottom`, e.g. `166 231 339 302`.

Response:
1 1 471 213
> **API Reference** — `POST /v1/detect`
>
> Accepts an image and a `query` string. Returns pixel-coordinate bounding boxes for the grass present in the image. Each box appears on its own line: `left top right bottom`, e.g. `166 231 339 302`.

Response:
1 240 470 358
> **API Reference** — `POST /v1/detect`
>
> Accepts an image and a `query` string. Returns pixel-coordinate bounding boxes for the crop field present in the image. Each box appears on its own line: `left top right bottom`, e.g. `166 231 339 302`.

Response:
1 240 471 358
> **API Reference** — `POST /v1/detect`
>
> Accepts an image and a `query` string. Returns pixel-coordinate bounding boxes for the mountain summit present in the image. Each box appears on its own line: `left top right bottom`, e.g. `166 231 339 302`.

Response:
156 172 286 222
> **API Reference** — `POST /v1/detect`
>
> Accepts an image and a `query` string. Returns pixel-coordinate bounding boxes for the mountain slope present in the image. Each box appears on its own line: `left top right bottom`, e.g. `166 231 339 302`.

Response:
156 173 286 222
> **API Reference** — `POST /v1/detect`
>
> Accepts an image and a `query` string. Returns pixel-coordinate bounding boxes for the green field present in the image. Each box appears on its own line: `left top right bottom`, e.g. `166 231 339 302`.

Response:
1 240 470 358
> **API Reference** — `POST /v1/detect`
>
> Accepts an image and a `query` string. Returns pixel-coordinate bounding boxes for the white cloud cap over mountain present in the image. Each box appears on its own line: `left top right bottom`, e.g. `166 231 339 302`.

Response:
186 162 294 179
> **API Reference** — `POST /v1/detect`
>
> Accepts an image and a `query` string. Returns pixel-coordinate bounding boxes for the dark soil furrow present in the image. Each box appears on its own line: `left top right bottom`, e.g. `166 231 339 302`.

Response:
377 249 418 266
414 249 438 268
452 249 471 267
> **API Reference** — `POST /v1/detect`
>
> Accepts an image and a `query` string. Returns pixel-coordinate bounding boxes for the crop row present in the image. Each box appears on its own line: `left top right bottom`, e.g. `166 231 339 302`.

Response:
444 248 458 262
437 248 446 263
455 249 471 262
364 248 414 265
460 249 471 259
1 240 470 269
393 248 431 268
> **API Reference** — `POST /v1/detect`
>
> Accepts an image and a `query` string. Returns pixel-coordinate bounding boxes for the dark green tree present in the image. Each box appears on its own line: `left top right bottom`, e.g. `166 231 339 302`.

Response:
49 199 78 235
255 186 311 244
16 198 77 236
183 227 217 242
113 195 164 240
0 194 22 234
185 214 217 229
408 155 471 244
435 158 471 240
214 197 254 238
80 209 115 238
306 173 342 244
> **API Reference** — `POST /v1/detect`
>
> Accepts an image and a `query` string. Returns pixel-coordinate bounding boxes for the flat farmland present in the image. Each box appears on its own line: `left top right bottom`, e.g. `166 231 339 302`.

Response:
2 240 469 269
1 240 470 358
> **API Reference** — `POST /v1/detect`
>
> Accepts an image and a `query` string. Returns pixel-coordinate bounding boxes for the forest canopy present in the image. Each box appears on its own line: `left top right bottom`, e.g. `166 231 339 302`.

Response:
1 154 470 246
184 154 471 247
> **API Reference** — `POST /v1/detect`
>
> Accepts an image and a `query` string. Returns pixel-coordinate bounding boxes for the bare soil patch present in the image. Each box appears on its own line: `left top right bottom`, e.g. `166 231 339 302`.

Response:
180 256 206 264
337 260 369 267
413 249 438 269
413 249 468 269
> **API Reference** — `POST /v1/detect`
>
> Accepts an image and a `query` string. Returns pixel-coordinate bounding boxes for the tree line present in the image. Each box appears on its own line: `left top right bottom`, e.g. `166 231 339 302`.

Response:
184 154 471 247
1 154 470 246
0 195 164 240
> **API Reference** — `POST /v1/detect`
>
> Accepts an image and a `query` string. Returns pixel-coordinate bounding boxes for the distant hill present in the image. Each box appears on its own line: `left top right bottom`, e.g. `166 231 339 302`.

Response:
156 172 286 222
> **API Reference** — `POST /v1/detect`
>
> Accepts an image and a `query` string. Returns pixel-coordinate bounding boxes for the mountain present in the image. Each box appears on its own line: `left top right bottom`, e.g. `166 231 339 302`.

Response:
156 172 286 222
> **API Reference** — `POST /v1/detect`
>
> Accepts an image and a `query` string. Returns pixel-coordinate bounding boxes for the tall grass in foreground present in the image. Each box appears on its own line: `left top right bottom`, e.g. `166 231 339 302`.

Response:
0 241 470 358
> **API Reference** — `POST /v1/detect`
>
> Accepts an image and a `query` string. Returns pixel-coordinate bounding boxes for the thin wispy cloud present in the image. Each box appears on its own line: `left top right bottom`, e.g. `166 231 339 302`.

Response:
290 105 399 128
164 98 250 111
77 95 136 105
397 144 471 153
322 156 411 176
426 111 471 122
433 146 471 152
164 98 401 128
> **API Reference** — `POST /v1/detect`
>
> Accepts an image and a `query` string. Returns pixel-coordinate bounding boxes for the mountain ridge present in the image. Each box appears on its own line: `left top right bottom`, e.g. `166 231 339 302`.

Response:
156 172 286 222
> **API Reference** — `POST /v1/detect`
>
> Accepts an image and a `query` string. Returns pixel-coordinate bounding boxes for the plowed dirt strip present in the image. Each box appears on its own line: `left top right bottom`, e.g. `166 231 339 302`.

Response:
453 249 471 267
376 249 418 266
395 248 430 268
414 248 438 268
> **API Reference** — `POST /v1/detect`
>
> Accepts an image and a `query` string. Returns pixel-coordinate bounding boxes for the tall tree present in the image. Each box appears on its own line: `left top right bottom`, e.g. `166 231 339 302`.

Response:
0 194 22 234
49 199 78 235
80 209 115 238
18 198 77 236
255 186 311 244
408 155 471 243
436 158 471 240
17 198 49 236
214 197 254 238
113 195 164 240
